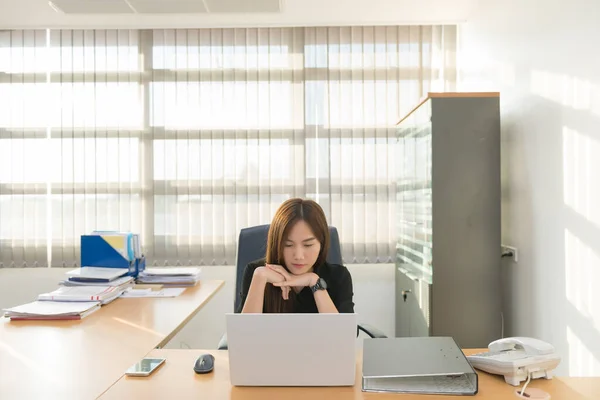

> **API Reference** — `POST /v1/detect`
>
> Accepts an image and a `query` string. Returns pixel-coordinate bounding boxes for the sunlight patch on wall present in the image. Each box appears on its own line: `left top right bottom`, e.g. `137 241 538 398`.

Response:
564 229 598 322
564 226 600 378
566 325 600 377
531 70 600 117
562 126 600 227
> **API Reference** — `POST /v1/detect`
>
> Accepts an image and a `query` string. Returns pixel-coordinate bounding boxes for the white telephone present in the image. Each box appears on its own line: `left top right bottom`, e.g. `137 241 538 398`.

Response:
467 337 561 386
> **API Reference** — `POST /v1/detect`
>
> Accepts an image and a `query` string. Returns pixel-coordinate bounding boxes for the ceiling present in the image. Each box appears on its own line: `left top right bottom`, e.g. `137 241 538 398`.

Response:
0 0 479 29
48 0 282 14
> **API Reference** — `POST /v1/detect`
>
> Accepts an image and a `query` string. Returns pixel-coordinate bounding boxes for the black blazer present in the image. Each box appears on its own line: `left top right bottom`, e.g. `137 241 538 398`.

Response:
236 258 355 314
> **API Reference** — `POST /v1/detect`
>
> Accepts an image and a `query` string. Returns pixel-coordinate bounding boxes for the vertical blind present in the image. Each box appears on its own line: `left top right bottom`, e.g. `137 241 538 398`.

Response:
0 26 456 267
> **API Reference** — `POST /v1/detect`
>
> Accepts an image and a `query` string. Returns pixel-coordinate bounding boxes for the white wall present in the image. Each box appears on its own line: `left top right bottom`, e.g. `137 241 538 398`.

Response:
459 0 600 376
0 264 395 350
0 0 476 28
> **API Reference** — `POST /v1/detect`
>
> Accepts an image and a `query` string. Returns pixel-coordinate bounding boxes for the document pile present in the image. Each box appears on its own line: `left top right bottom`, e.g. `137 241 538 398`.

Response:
2 268 131 321
137 267 201 286
3 301 101 321
38 286 124 305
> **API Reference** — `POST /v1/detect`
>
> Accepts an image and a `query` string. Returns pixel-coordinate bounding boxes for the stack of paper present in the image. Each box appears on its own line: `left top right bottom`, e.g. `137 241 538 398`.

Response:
137 267 201 286
120 287 187 298
38 286 126 305
3 301 101 321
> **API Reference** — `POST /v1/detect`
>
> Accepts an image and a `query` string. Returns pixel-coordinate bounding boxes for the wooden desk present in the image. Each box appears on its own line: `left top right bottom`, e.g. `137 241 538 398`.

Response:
0 280 224 400
100 349 600 400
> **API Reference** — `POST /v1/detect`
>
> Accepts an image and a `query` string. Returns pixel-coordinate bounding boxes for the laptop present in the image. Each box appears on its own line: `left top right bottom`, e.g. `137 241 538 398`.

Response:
226 313 357 386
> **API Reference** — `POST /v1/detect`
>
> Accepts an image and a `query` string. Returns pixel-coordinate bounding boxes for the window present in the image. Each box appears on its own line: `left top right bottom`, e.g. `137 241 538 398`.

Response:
0 26 456 267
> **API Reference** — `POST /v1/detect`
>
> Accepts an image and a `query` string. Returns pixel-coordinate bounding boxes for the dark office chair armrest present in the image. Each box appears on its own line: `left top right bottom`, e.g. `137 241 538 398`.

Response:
358 323 387 338
217 333 228 350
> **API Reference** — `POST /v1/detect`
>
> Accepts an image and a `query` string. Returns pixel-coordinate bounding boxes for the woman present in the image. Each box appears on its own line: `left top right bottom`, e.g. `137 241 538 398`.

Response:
237 198 354 314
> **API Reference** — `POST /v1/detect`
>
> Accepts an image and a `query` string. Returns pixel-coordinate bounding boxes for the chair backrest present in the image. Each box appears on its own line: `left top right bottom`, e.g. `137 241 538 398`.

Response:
234 224 342 312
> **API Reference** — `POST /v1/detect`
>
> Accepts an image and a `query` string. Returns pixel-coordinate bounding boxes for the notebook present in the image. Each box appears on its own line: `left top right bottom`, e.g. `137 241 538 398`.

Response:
60 275 133 288
66 267 128 282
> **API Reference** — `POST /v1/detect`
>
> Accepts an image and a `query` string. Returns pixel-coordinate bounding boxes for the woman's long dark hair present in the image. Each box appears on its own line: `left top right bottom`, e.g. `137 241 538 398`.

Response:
263 198 330 313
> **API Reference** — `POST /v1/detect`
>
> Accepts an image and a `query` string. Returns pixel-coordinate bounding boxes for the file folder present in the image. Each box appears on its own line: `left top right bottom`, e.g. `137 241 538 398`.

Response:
89 232 135 261
81 234 145 277
362 337 478 395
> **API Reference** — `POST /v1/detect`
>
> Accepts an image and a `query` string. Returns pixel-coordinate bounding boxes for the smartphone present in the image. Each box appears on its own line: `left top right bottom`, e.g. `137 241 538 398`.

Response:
125 357 166 377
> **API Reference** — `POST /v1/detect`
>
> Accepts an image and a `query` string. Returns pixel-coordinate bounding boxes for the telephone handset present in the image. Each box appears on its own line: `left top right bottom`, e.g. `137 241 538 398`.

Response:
488 337 556 355
467 337 561 386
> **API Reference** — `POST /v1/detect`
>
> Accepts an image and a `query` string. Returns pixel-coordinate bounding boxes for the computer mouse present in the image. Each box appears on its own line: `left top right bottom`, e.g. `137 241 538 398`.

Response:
193 353 215 374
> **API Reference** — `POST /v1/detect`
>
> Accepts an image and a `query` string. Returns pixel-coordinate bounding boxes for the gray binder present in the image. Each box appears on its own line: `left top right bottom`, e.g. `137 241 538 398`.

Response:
362 337 478 395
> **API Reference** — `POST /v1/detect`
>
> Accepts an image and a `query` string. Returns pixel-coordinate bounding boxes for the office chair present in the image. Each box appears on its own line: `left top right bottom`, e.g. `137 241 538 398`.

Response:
217 224 387 350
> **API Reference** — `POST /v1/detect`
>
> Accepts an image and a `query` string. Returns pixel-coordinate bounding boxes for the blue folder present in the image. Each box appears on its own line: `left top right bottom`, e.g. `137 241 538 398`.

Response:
81 235 145 277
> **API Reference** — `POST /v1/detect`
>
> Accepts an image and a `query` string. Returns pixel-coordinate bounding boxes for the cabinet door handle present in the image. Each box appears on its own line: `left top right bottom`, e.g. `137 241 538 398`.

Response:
402 289 412 302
